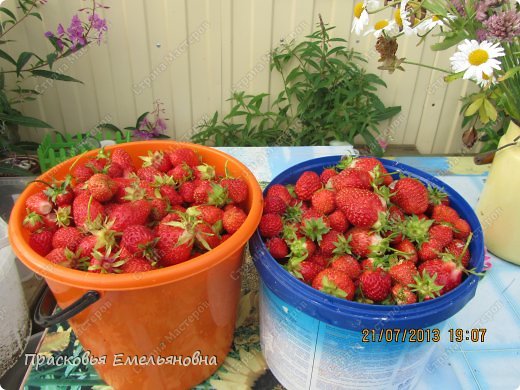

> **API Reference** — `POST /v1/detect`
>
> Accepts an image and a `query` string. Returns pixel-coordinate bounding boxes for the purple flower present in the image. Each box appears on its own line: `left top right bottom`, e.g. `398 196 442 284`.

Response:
134 130 154 140
57 23 65 36
155 117 167 132
476 28 488 42
67 14 86 49
484 10 520 42
44 31 53 38
483 247 493 271
450 0 466 16
89 13 107 32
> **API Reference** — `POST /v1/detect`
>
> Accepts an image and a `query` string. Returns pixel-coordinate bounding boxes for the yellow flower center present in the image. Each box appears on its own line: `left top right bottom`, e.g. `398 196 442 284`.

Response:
482 72 490 80
374 20 389 30
468 49 489 66
432 15 440 22
394 8 403 26
354 3 365 18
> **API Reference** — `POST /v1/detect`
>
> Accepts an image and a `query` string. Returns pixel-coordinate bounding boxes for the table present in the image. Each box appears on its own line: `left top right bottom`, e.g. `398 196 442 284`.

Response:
21 147 520 389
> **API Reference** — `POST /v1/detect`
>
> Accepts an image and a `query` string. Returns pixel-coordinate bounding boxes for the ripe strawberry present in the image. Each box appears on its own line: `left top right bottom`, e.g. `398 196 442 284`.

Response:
108 200 151 232
88 173 117 202
393 239 418 263
26 192 52 215
320 168 337 184
168 163 193 183
221 178 248 203
111 148 135 171
296 261 324 284
319 230 350 257
168 148 200 167
332 168 372 190
194 223 221 250
308 252 329 268
359 268 392 302
348 157 393 186
77 235 98 257
295 171 321 200
388 205 405 222
429 224 453 248
29 230 54 256
150 198 168 221
416 260 449 297
445 239 471 268
156 225 193 266
121 225 157 260
140 150 172 173
137 166 161 182
391 178 429 215
418 239 443 262
389 261 418 286
453 218 471 240
263 195 287 215
72 193 105 229
391 284 417 305
88 247 125 273
105 161 123 178
179 181 197 203
189 205 224 226
46 247 72 267
266 237 289 260
348 227 384 258
160 185 183 205
335 187 386 228
300 215 330 243
328 210 349 233
312 268 355 300
23 211 45 232
360 258 375 270
193 181 228 206
73 163 95 182
52 227 83 251
431 204 459 225
266 184 292 204
43 212 60 231
330 255 361 279
259 213 283 238
311 189 336 215
42 178 74 207
121 257 154 273
223 206 247 234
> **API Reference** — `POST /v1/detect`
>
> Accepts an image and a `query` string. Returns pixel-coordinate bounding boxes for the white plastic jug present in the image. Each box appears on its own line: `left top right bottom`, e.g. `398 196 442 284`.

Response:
0 218 31 377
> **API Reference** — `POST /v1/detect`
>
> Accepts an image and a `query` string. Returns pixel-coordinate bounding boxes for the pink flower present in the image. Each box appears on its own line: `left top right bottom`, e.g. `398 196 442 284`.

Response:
484 247 493 271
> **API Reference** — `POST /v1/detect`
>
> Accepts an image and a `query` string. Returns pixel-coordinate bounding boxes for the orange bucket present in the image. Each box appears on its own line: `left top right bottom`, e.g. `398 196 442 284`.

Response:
8 141 263 389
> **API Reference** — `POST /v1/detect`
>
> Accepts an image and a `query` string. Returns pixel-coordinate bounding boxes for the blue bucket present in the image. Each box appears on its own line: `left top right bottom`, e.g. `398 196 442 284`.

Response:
250 156 485 390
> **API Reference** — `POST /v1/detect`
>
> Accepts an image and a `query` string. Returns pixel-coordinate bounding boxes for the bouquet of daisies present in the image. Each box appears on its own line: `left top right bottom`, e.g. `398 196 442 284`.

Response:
352 0 520 148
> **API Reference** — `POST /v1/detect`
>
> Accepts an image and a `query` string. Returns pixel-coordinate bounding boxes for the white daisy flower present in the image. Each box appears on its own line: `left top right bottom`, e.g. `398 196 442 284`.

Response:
364 19 399 38
394 0 414 35
450 40 505 83
352 1 380 35
476 72 497 88
415 13 456 34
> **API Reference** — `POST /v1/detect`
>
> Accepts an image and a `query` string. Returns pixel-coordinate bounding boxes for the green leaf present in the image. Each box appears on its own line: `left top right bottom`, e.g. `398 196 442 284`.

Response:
373 106 401 121
0 7 17 21
482 98 497 122
30 69 83 83
29 12 42 21
0 48 16 65
135 111 149 128
16 51 33 75
444 71 464 82
0 72 4 90
0 112 53 128
465 97 483 117
431 33 465 51
46 53 57 69
98 123 122 133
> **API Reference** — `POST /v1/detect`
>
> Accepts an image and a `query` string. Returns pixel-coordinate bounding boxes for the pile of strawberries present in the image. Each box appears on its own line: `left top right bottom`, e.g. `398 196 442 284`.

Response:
260 156 475 305
23 147 249 273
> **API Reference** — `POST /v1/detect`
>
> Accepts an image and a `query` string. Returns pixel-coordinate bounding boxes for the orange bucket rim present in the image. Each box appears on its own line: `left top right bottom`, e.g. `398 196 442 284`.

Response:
8 141 263 291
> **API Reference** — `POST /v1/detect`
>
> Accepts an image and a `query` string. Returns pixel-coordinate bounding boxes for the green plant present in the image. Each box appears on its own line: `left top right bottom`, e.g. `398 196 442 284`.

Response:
0 0 108 171
192 18 401 156
354 0 520 150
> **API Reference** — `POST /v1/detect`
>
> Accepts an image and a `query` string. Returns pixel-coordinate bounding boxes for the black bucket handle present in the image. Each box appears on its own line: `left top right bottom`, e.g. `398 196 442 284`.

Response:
34 286 100 328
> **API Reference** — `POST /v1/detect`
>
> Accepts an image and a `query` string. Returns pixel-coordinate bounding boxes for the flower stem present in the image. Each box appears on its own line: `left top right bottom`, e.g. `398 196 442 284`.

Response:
402 60 452 74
